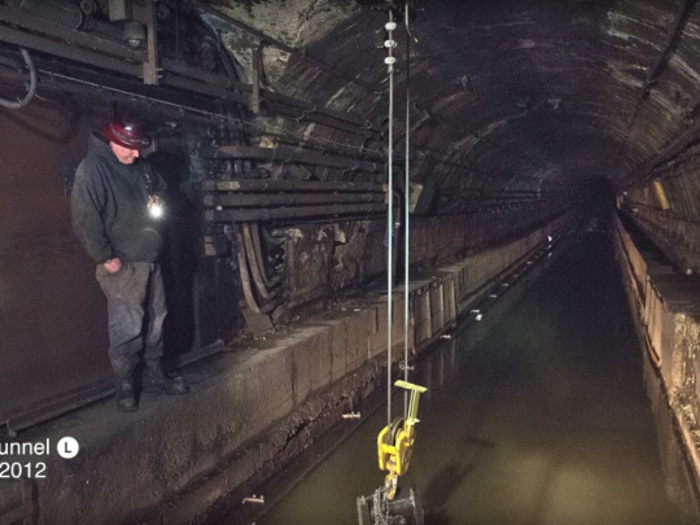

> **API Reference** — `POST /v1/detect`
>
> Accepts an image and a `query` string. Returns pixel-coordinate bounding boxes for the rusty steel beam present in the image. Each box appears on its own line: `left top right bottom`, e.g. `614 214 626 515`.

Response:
205 203 386 222
202 178 384 193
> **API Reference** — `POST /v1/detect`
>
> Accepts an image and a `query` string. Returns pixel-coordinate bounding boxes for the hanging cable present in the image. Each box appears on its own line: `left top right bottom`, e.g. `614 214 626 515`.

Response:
0 48 37 110
403 0 412 418
385 8 397 431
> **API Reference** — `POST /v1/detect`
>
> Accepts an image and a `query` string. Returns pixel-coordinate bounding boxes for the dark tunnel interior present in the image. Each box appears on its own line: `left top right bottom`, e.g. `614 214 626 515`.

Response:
3 0 700 523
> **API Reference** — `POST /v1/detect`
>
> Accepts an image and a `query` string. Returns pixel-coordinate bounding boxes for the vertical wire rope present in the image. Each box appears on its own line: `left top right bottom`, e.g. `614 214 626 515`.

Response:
386 9 396 431
403 1 411 418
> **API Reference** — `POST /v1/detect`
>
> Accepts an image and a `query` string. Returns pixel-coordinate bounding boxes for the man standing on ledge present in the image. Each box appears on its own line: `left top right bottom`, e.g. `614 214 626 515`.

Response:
71 118 189 412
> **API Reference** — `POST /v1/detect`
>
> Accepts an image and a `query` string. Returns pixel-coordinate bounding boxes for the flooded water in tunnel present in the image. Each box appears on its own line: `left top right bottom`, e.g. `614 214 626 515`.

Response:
244 231 687 525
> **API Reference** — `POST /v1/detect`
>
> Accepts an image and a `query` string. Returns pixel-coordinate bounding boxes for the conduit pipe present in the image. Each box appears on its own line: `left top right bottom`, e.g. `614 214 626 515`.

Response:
205 203 386 222
235 227 278 315
261 225 285 246
250 222 281 288
242 223 279 301
619 0 696 183
0 25 141 77
643 0 695 92
0 5 138 60
0 47 37 109
203 179 383 193
203 192 383 207
214 146 381 173
265 101 375 137
263 91 371 129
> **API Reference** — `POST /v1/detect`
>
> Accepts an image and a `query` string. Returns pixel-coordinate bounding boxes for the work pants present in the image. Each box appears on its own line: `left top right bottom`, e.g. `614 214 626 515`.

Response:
96 261 166 369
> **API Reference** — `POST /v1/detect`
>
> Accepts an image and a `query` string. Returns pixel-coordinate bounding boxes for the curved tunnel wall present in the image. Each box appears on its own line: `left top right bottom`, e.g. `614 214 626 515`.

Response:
4 0 700 519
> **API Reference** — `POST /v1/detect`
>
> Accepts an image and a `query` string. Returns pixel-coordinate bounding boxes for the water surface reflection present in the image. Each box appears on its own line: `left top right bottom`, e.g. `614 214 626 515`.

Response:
254 233 684 525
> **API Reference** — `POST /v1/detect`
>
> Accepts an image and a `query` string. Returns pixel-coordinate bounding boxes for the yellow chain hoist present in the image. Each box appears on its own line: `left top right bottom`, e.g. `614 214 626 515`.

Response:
376 380 427 501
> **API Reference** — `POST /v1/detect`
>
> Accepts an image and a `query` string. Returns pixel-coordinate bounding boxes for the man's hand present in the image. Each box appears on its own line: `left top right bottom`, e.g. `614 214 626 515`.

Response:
148 194 163 207
147 195 164 219
103 257 122 274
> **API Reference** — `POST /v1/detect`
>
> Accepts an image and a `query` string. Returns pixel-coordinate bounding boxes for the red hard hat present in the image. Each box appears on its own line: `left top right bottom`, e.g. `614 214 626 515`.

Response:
102 119 151 150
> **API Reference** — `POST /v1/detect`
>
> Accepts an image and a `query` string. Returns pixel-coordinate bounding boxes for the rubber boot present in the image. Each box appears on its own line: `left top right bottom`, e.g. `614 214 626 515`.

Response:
142 361 189 396
110 358 138 412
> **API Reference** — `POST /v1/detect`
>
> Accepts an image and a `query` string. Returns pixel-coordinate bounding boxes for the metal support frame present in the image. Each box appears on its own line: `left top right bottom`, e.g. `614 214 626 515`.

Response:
0 3 375 134
142 0 160 85
250 45 262 114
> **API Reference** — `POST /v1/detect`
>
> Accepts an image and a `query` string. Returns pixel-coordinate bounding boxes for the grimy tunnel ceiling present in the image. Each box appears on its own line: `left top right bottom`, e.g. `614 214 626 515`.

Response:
205 0 700 272
2 0 700 268
203 0 700 196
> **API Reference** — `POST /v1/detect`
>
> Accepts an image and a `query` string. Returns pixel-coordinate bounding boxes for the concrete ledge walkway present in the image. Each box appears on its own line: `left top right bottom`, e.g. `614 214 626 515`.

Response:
0 215 572 525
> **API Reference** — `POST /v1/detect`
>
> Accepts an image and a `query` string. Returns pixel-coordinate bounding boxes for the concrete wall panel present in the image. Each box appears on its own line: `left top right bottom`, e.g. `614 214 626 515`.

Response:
614 214 700 494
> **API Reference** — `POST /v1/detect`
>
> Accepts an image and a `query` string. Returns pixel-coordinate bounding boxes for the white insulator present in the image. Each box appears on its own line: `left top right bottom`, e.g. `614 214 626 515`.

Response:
384 39 397 48
385 21 397 31
385 56 397 65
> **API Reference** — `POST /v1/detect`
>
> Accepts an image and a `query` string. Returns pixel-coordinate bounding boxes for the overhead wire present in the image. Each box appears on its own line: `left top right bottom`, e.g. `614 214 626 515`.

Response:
385 8 397 431
403 0 412 417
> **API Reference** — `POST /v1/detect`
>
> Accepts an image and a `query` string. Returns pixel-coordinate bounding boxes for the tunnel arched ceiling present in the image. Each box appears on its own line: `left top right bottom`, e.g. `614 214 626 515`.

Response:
207 0 700 202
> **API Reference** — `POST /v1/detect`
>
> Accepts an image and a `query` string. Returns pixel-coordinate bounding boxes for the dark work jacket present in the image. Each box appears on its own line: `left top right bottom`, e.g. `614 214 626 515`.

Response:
71 133 166 264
